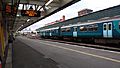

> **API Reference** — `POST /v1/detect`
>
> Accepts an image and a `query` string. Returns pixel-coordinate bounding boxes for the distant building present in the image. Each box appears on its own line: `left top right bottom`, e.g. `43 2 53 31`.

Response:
45 15 65 26
78 9 93 16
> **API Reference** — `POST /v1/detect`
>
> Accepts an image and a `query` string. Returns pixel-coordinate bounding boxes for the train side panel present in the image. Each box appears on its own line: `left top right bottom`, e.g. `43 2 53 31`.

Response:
77 23 103 38
113 20 120 38
61 27 73 37
51 29 59 37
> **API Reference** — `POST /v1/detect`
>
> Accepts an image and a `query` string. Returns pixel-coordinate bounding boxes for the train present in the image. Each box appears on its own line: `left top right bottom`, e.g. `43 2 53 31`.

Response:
38 17 120 44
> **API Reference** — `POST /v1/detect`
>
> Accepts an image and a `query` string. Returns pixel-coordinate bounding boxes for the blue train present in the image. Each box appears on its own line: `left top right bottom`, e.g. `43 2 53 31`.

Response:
39 18 120 44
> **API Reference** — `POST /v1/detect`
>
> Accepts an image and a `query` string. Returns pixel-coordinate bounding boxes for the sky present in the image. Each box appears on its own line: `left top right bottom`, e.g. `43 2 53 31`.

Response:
24 0 120 31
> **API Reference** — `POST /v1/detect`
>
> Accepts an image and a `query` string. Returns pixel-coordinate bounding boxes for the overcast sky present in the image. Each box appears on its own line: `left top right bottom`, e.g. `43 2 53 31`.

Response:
24 0 120 31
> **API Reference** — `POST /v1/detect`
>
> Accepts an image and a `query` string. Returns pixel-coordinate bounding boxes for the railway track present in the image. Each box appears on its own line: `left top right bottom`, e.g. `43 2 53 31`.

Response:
38 38 120 52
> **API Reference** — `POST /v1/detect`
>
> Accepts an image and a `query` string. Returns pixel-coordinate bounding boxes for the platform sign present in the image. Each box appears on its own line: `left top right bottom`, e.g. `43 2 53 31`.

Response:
21 10 41 17
6 5 11 13
6 4 17 15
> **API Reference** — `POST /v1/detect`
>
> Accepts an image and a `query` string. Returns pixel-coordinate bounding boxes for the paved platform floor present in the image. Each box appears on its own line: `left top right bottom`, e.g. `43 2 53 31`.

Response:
12 39 59 68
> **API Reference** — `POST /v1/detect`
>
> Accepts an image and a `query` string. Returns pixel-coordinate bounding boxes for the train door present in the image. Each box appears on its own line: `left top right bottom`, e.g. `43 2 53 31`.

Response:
43 32 45 36
103 22 112 38
73 27 77 37
50 30 52 36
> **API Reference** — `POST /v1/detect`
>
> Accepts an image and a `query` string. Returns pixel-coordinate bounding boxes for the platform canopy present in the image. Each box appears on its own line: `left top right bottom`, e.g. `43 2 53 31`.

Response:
5 0 80 32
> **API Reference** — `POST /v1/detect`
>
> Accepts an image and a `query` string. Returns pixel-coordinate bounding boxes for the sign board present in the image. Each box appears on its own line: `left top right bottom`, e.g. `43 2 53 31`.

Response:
21 10 41 17
6 4 17 15
6 5 11 13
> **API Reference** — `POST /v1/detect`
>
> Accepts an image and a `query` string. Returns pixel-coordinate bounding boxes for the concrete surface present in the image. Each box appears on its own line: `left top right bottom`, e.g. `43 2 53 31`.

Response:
17 36 120 68
5 44 12 68
12 38 59 68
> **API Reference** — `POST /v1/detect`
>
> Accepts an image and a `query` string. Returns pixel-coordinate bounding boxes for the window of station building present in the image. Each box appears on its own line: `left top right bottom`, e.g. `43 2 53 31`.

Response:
80 26 87 31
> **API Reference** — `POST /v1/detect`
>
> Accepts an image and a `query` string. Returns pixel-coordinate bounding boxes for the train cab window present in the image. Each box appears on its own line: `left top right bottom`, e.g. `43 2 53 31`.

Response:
74 27 77 32
80 26 87 31
108 24 112 30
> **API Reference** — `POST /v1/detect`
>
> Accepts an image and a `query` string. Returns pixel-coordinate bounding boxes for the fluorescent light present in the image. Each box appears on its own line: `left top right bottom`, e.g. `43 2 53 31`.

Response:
45 0 53 6
16 25 23 32
27 19 30 22
17 14 20 16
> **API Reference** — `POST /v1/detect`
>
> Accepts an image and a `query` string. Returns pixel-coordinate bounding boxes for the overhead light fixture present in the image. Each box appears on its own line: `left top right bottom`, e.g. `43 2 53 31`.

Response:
16 25 23 32
45 0 53 6
17 14 20 17
27 19 30 22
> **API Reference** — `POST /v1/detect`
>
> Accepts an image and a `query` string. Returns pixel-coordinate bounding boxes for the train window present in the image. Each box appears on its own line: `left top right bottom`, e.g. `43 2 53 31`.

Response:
88 24 98 31
56 30 58 33
93 24 98 31
37 32 40 33
74 27 77 32
88 25 93 31
80 26 84 31
80 26 87 31
61 28 66 32
54 30 56 33
119 22 120 29
66 28 71 32
52 30 54 33
108 24 111 30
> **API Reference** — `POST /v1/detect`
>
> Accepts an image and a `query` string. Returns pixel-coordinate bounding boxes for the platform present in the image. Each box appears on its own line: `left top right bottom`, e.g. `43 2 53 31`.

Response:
7 38 59 68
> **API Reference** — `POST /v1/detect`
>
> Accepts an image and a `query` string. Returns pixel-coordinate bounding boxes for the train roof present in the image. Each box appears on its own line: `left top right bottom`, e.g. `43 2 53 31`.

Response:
61 17 120 28
40 27 59 31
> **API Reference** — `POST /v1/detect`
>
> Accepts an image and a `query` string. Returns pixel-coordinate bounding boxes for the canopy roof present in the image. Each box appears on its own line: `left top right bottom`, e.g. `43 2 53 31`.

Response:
5 0 80 32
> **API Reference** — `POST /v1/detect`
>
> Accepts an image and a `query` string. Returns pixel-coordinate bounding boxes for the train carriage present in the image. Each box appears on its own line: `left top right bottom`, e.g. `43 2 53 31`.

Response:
77 22 102 38
39 17 120 44
40 27 60 38
49 27 60 37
